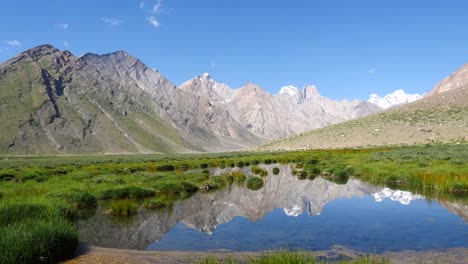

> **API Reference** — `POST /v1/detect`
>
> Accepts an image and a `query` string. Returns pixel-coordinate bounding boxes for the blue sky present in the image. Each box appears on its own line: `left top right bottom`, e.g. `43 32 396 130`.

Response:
1 0 468 100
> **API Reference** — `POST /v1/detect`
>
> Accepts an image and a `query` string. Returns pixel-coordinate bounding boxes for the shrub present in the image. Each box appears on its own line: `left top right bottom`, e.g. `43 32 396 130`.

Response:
99 187 155 200
295 163 304 169
202 169 210 174
246 177 264 190
272 167 280 175
264 159 272 165
236 161 245 168
200 163 209 169
107 199 137 216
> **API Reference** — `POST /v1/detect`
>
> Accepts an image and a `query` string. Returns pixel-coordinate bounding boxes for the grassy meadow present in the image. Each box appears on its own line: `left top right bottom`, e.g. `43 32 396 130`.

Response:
0 143 466 262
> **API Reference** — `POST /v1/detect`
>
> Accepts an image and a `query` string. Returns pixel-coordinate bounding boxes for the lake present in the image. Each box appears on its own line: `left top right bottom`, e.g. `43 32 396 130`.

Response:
77 164 468 253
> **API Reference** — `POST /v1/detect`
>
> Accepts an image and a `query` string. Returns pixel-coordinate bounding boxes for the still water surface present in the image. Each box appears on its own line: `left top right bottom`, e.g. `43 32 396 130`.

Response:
78 165 468 253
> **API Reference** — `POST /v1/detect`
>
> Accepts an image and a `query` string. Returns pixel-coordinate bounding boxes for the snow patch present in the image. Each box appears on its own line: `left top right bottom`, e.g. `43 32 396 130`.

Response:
368 89 423 109
373 188 423 205
283 204 302 217
279 85 300 97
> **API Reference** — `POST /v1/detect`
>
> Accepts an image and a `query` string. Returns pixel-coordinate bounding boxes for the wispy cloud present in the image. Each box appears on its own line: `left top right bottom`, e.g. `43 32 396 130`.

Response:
368 68 377 75
101 17 123 26
146 16 160 28
55 23 69 30
210 61 216 68
64 40 69 47
6 40 21 47
152 0 161 14
140 1 145 9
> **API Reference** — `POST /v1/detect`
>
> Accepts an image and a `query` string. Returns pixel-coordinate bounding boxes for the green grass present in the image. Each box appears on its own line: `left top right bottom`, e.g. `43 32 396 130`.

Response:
99 186 156 200
252 166 268 177
247 177 264 190
107 199 138 216
0 143 466 262
196 252 389 264
272 167 280 175
48 188 97 209
0 200 78 264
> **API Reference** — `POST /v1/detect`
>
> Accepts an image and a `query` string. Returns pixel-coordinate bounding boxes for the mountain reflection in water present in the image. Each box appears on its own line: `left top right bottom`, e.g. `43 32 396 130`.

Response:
77 165 468 252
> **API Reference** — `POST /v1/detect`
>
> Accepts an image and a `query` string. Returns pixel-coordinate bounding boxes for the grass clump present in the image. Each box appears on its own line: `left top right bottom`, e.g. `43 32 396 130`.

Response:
107 199 138 216
231 171 247 184
0 201 78 264
246 177 264 190
251 166 268 177
196 252 389 264
99 186 155 200
144 198 170 209
154 180 198 197
48 188 97 209
156 164 175 171
272 167 280 175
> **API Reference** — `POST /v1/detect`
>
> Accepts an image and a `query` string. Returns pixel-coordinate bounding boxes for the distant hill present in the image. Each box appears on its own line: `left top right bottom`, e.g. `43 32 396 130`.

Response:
259 64 468 150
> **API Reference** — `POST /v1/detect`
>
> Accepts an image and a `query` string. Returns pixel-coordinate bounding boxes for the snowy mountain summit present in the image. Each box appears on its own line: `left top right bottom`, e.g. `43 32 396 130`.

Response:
368 89 422 109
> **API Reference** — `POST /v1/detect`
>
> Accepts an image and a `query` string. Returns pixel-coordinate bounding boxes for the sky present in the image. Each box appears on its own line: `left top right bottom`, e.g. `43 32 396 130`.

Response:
1 0 468 100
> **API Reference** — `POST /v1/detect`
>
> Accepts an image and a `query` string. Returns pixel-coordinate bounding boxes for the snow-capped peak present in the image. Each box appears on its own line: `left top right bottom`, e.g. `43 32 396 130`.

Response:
368 89 423 109
198 72 212 80
279 85 300 96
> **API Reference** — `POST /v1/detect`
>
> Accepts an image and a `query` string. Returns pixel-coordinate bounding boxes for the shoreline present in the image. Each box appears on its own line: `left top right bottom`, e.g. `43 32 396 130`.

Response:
65 244 468 264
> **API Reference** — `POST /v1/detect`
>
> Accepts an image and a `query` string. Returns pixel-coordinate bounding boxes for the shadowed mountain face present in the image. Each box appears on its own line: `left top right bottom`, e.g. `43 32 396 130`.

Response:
0 45 381 154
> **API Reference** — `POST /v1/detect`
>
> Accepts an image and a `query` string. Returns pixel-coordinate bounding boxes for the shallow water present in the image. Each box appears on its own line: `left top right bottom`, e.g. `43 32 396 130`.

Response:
78 165 468 253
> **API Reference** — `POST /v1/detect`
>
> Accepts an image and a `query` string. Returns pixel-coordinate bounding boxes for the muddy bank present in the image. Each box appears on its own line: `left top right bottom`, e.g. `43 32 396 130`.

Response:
65 244 468 264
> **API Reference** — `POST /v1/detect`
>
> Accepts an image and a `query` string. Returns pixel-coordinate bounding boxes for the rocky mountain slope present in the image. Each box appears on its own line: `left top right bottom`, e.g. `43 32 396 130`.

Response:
260 64 468 150
368 89 423 109
180 75 381 139
0 45 261 154
428 64 468 96
0 44 393 155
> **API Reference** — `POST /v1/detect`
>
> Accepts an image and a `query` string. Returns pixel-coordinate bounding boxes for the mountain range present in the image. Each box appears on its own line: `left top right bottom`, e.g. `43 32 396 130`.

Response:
260 64 468 150
1 44 464 154
0 44 407 155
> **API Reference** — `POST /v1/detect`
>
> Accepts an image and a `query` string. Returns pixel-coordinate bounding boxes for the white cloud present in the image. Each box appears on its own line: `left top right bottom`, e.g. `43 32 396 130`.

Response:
64 40 69 47
6 40 21 47
210 61 216 68
146 16 160 28
140 1 145 8
101 17 123 26
55 23 69 30
368 68 377 75
152 0 161 14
